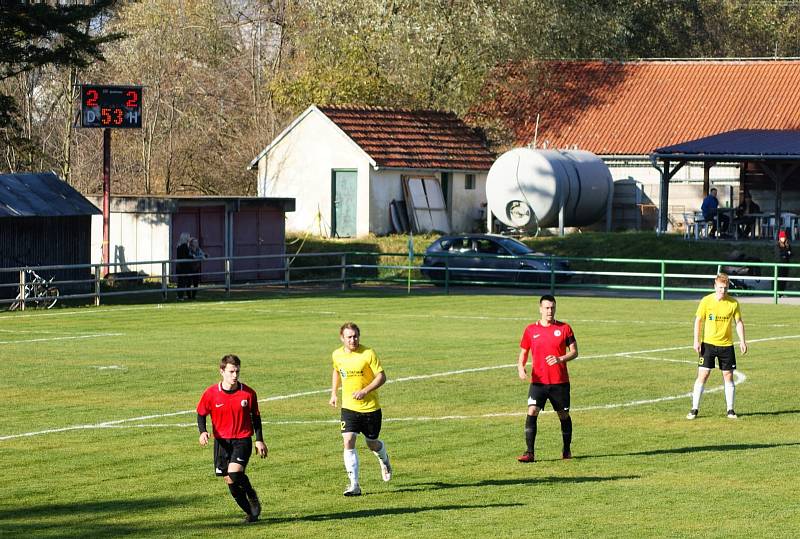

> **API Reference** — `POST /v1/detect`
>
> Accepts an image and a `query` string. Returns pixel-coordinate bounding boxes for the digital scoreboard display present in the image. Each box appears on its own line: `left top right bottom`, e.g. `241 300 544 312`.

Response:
80 85 142 128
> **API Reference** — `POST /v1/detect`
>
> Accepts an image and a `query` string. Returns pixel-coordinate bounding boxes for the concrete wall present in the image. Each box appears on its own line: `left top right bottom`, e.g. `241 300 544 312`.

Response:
257 110 371 236
89 197 171 276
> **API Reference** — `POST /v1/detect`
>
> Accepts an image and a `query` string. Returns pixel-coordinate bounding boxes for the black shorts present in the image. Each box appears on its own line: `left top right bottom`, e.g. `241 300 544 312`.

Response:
699 343 736 371
340 408 382 440
527 383 570 412
213 437 252 476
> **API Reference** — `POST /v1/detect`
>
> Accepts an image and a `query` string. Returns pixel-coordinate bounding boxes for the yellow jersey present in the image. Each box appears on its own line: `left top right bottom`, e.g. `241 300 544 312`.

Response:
695 293 742 346
332 344 384 412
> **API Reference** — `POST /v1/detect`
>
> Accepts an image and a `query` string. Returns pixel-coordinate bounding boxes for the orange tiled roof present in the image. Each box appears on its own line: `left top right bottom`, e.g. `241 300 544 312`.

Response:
318 106 495 170
471 60 800 155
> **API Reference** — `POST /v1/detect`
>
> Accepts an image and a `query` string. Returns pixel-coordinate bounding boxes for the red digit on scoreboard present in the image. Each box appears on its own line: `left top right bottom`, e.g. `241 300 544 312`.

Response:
85 89 99 107
114 109 124 125
125 90 139 108
101 108 111 125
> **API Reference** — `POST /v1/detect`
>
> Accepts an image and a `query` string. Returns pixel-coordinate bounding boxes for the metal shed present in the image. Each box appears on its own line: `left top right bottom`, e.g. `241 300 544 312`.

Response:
0 172 100 298
86 195 295 281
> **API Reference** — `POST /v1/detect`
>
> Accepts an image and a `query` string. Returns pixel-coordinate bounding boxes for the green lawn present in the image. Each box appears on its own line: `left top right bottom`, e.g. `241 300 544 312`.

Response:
1 293 798 538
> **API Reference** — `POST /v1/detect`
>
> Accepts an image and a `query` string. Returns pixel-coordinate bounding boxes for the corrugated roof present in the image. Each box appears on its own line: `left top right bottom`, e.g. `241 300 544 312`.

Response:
471 60 800 155
318 106 495 170
0 172 101 218
655 129 800 159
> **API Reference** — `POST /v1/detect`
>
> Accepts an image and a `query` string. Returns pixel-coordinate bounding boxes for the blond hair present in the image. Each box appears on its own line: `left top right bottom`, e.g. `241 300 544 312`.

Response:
715 273 729 285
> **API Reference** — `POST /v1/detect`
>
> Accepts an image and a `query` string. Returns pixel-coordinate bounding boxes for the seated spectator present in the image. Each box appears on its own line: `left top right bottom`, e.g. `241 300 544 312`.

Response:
735 192 761 238
700 188 729 237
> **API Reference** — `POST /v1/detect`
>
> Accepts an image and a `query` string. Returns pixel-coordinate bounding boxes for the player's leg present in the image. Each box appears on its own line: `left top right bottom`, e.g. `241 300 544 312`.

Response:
364 410 391 482
688 344 714 419
340 409 361 496
518 384 543 462
552 384 572 459
719 346 737 418
228 439 260 521
216 439 253 520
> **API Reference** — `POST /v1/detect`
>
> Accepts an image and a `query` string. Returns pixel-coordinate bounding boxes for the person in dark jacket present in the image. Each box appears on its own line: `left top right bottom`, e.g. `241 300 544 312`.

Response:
776 229 792 293
176 232 192 300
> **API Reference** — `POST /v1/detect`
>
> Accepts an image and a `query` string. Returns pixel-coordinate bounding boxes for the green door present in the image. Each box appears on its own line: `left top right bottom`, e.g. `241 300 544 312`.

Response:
332 170 357 237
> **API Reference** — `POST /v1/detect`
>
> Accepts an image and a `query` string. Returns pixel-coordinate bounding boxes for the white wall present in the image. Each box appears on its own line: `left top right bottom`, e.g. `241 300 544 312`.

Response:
91 211 171 276
449 171 487 232
604 157 743 231
258 110 372 236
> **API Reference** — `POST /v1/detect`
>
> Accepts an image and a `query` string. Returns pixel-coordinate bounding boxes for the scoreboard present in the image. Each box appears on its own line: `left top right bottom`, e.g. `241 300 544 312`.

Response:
80 85 142 129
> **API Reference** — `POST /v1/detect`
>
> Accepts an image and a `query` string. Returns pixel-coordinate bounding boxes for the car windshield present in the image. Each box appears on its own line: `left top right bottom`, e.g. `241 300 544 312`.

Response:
494 237 533 256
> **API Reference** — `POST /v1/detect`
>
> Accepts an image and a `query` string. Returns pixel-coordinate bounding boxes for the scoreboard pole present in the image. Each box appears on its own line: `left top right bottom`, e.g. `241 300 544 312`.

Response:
102 128 112 277
78 84 142 279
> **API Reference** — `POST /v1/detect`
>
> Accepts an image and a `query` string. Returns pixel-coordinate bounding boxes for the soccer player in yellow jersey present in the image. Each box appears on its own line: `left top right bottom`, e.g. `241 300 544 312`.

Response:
688 273 747 420
329 322 392 496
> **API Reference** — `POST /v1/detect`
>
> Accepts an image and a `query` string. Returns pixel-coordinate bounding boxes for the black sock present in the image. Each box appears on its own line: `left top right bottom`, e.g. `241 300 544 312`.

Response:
238 473 257 500
227 481 251 515
525 415 538 453
560 416 573 453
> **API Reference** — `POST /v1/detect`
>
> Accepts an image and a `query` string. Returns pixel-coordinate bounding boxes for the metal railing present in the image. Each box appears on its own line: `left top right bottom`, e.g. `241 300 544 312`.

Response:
0 251 797 310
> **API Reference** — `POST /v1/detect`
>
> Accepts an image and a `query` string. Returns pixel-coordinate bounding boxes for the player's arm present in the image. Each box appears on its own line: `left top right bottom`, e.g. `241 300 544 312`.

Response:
252 413 268 458
517 348 529 380
353 371 386 400
329 368 341 407
197 413 209 446
735 318 747 354
693 316 703 354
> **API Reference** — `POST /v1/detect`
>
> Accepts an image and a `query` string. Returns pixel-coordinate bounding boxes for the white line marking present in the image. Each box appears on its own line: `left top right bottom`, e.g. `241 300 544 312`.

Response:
79 371 748 429
2 333 795 441
0 333 124 345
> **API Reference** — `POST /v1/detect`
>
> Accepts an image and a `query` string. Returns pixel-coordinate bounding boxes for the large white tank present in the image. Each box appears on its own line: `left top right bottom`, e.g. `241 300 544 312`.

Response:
486 148 613 231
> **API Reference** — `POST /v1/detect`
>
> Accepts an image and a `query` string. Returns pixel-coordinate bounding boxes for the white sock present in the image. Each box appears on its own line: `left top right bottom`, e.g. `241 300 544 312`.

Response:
724 381 735 410
371 440 389 464
691 380 705 410
343 448 359 486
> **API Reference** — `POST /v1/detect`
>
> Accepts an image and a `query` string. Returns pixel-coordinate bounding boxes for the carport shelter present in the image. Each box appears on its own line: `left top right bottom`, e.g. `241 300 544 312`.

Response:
653 129 800 236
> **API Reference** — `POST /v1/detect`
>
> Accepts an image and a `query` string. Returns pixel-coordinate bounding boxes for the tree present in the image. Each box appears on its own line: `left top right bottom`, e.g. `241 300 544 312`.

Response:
0 1 121 171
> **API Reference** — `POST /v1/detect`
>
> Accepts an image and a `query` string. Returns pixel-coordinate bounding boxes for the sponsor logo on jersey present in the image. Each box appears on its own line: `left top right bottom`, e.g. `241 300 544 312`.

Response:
215 403 224 408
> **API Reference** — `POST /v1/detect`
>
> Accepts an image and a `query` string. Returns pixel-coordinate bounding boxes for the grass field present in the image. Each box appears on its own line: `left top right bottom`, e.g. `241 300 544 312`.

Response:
1 291 799 538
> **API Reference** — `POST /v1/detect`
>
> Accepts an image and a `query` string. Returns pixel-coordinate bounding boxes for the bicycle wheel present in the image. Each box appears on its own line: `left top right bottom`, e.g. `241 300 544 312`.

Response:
44 287 59 309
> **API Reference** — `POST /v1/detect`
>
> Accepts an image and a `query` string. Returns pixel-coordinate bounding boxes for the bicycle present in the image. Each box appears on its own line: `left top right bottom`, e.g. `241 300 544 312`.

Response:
8 269 60 311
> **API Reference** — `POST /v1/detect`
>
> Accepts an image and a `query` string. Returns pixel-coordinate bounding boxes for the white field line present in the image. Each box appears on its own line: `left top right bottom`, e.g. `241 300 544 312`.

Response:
57 368 748 430
6 329 794 441
0 332 124 345
2 299 794 329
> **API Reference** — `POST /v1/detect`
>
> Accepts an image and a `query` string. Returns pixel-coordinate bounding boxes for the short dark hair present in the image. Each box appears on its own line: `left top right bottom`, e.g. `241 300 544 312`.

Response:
219 354 241 370
539 294 556 304
339 322 360 336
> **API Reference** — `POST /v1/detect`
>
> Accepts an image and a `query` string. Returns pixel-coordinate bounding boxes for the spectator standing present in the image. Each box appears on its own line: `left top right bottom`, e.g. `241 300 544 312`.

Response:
701 188 729 237
188 237 207 300
176 232 192 300
776 229 792 293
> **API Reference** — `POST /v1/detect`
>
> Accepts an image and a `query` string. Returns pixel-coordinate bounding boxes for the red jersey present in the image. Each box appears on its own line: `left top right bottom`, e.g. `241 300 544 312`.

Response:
196 382 260 439
519 320 576 385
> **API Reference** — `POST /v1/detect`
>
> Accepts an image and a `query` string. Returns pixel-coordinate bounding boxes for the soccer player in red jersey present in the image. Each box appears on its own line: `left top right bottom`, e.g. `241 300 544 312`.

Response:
197 354 268 523
516 295 579 462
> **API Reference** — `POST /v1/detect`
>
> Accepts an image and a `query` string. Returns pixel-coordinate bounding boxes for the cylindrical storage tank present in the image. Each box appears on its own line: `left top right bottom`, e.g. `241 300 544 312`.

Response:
486 148 613 231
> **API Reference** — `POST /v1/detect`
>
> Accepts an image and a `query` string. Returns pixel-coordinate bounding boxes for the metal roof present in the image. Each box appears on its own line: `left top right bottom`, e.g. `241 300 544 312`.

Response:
653 129 800 161
0 172 101 218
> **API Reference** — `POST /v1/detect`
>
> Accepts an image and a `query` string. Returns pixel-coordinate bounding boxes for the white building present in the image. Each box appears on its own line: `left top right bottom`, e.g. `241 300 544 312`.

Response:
249 105 495 237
